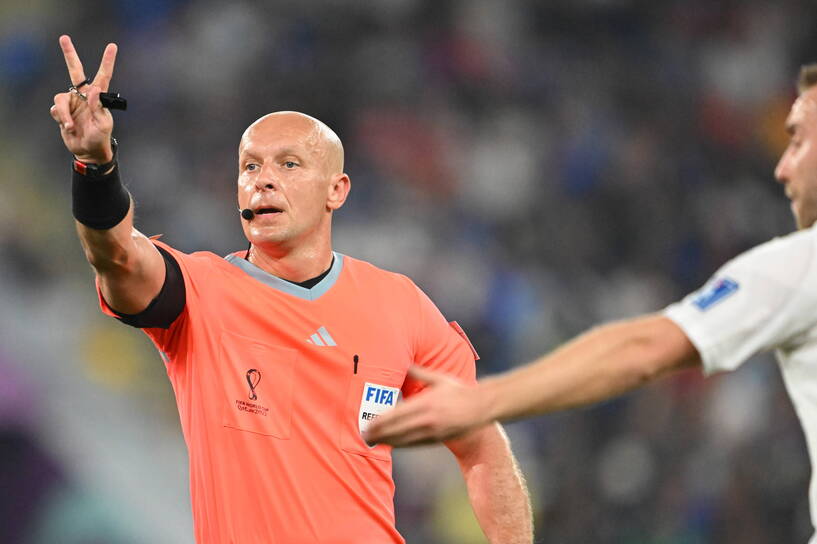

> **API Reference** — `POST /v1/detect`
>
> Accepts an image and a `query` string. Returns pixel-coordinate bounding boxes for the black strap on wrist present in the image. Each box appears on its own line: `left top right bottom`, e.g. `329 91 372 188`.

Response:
73 137 118 178
72 148 131 230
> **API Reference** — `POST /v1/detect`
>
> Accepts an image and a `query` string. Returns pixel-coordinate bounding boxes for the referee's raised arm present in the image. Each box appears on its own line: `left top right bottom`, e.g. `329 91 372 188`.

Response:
51 35 165 315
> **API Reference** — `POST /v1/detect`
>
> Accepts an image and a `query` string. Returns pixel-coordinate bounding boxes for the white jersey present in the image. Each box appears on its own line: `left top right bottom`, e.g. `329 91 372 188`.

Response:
664 224 817 542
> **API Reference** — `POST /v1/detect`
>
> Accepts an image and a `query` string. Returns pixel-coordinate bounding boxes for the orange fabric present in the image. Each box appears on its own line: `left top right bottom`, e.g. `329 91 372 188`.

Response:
97 240 477 544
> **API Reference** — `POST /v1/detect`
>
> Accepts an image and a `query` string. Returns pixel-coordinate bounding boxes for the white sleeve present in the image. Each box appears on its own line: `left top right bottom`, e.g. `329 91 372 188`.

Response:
663 227 817 376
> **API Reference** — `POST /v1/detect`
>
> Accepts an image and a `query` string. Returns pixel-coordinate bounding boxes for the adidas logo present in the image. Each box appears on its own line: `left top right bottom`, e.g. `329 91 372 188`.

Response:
306 326 336 347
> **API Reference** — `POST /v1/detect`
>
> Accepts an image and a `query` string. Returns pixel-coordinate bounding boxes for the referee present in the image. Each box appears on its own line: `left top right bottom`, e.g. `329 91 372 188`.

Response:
367 64 817 542
50 36 532 544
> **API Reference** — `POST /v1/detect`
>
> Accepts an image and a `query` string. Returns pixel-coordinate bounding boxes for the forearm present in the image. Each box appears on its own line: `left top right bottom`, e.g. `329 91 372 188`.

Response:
76 202 137 272
449 424 533 544
482 314 698 423
74 179 164 313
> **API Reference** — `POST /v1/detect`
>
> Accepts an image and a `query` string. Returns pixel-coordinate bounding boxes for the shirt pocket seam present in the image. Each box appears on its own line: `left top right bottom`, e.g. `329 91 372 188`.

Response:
220 330 296 440
339 365 403 461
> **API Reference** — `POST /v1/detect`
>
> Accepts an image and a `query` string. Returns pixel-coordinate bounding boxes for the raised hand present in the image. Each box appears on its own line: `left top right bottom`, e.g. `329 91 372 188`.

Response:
50 35 118 163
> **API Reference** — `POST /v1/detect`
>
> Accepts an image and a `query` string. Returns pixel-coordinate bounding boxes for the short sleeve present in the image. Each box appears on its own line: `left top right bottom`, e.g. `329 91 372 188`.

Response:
403 283 479 398
664 228 817 376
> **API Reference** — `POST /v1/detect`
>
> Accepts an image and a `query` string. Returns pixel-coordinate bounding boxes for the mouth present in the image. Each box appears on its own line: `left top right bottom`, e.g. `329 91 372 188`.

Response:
255 207 283 215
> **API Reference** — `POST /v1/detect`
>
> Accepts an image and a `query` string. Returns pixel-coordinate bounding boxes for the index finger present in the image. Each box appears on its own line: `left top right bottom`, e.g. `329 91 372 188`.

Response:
364 403 422 445
59 35 86 85
92 43 118 92
407 365 448 385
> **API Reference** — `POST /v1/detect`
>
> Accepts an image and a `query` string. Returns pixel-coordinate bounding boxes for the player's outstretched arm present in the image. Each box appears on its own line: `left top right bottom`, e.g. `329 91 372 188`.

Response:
51 35 164 314
365 314 700 446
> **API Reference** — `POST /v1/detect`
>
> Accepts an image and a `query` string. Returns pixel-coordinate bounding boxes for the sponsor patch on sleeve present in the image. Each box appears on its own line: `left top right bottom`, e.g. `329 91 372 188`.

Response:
693 277 739 310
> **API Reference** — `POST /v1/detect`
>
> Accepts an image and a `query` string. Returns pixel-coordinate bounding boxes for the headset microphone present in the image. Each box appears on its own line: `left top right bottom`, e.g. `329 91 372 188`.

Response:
240 208 255 220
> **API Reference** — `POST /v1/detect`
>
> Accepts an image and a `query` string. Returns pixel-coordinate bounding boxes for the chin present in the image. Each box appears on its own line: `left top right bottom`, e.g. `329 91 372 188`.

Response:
795 211 816 230
251 235 291 248
249 226 289 241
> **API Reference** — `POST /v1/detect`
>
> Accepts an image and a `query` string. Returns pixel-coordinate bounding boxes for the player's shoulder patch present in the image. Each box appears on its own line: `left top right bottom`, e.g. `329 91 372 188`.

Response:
693 277 739 311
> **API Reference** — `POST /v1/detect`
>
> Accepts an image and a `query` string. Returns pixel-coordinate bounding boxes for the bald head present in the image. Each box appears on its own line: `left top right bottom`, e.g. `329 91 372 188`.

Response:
236 111 352 255
240 111 344 174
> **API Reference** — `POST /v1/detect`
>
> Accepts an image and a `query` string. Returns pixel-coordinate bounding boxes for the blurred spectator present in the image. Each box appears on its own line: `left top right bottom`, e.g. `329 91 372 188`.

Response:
2 0 816 541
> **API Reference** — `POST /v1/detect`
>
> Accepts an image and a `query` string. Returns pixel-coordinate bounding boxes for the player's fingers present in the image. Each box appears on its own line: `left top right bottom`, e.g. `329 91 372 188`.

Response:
364 404 425 445
392 431 441 448
92 43 118 92
406 365 449 386
59 35 87 85
53 93 74 130
371 421 437 447
363 415 402 445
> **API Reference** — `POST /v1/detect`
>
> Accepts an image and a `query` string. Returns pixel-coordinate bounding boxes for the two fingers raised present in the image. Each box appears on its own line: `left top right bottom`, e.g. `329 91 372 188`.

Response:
59 35 118 91
53 35 118 131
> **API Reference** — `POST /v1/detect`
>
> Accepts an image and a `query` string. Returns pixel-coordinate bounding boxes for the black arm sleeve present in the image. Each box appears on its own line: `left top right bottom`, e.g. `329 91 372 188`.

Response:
113 246 186 329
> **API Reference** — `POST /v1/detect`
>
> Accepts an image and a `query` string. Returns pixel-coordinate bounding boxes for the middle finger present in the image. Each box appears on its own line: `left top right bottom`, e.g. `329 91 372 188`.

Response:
92 43 118 92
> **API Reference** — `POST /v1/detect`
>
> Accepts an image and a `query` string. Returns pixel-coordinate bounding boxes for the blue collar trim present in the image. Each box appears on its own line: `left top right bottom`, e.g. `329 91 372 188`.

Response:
224 252 344 301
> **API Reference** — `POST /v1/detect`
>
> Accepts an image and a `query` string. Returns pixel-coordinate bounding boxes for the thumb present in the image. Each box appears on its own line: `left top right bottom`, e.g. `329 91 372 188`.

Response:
406 365 448 386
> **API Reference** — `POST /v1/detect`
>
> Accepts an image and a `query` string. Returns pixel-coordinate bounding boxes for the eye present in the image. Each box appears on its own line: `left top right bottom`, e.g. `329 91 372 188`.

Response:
284 161 298 169
245 163 259 172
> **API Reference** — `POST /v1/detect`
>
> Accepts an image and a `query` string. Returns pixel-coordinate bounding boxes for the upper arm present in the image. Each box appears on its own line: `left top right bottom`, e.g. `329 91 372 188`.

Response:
404 283 478 398
96 229 166 314
638 314 701 377
663 229 817 375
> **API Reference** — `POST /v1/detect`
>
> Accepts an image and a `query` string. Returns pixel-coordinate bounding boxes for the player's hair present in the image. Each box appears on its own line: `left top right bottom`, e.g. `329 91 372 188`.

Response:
797 64 817 94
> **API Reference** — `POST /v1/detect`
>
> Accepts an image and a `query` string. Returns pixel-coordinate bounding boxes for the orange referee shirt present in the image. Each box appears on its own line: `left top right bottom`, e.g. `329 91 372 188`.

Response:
97 240 478 544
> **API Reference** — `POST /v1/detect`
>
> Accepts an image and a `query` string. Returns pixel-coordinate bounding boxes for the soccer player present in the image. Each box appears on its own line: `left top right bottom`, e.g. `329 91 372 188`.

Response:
366 64 817 542
50 35 532 543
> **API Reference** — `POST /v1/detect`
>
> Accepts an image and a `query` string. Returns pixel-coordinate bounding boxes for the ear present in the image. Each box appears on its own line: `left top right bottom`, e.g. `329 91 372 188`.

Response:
327 173 351 211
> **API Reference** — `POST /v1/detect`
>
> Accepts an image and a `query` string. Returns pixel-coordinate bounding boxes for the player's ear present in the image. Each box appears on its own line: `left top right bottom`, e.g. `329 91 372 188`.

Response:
327 173 350 211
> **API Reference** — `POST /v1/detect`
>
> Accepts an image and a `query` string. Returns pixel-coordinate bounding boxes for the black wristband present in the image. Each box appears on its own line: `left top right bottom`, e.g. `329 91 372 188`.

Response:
73 137 118 178
72 164 132 229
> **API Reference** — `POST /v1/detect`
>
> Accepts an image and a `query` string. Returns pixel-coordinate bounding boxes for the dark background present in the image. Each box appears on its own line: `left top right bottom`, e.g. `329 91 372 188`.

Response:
1 1 815 542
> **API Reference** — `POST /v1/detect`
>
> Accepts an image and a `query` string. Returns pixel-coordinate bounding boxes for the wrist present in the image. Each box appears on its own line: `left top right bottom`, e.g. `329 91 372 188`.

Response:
72 156 131 230
74 151 114 164
74 137 115 164
73 138 118 177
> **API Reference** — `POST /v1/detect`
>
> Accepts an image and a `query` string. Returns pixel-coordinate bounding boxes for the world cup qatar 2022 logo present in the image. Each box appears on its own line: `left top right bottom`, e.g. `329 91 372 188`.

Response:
233 368 269 418
246 368 261 400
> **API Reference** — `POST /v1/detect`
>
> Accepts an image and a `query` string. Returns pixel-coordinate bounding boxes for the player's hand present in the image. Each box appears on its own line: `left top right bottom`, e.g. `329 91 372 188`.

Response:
50 35 118 163
363 365 490 447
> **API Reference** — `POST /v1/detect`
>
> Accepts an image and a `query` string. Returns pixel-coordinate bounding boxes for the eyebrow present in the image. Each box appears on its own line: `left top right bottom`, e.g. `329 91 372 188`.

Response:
239 146 305 160
273 148 305 160
238 150 261 165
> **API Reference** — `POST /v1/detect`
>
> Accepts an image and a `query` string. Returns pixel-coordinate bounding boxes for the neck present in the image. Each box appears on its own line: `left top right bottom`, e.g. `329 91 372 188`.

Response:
247 239 334 283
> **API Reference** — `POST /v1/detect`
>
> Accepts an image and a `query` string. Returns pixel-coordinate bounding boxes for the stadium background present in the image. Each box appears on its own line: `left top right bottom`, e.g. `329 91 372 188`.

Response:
2 1 816 542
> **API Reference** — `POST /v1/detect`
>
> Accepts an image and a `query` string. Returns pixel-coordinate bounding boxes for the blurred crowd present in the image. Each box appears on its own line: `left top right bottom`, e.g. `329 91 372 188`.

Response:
2 0 817 542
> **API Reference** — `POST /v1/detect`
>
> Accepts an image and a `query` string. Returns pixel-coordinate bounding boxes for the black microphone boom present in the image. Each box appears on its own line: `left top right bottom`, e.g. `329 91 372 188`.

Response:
240 208 255 220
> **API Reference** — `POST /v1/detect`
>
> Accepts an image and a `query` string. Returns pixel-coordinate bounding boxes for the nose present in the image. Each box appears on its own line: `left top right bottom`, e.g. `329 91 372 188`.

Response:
774 152 789 185
254 166 278 191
